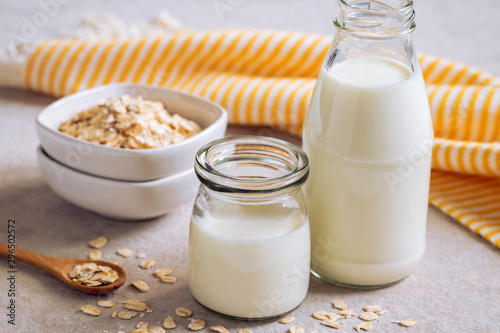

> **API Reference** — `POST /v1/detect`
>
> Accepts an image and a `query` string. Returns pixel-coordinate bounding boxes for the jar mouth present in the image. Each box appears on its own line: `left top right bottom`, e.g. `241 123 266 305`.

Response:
335 0 415 38
195 136 309 194
339 0 413 14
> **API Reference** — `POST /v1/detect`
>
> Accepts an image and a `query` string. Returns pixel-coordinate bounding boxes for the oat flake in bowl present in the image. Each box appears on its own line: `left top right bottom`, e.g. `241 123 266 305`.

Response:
35 83 227 181
59 95 201 149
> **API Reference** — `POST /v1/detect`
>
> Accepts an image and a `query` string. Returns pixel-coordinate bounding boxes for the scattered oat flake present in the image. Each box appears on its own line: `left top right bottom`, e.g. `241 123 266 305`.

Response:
363 305 383 313
339 309 356 318
188 319 206 331
175 307 192 317
89 250 102 260
140 259 156 269
161 276 177 283
89 236 107 248
359 312 378 321
124 300 148 311
136 252 147 258
238 330 254 333
211 325 230 333
289 326 305 333
80 304 101 316
155 268 173 278
312 310 329 320
117 310 138 319
354 322 372 331
328 313 341 320
117 248 132 258
131 325 148 331
132 280 151 292
332 299 347 311
397 318 418 327
136 322 149 329
97 300 115 308
163 315 176 329
279 316 295 324
150 328 166 333
309 331 317 333
111 310 118 318
320 319 340 329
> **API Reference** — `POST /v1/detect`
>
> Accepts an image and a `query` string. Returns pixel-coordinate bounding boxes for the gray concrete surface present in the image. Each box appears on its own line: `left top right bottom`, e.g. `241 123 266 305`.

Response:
0 1 499 332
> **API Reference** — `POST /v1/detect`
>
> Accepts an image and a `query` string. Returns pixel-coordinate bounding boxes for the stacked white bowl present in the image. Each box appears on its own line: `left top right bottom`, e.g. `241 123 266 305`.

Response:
35 84 228 220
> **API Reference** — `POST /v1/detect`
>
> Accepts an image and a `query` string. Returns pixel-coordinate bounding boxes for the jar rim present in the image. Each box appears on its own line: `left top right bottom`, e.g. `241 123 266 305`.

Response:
195 136 309 194
338 0 413 14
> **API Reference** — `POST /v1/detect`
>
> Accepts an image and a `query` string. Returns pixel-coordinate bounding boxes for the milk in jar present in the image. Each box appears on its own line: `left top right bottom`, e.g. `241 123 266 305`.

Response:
189 204 310 319
188 136 310 319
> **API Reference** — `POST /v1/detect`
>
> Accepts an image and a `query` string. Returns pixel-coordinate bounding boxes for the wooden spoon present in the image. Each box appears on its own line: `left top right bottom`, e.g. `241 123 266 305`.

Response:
0 242 126 294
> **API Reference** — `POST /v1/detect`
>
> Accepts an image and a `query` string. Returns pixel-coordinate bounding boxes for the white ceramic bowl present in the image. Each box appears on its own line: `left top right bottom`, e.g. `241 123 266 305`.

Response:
36 146 199 220
36 83 227 181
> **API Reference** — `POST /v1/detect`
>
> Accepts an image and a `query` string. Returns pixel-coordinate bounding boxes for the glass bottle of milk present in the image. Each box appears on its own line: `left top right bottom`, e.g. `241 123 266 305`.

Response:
303 0 433 288
188 136 310 319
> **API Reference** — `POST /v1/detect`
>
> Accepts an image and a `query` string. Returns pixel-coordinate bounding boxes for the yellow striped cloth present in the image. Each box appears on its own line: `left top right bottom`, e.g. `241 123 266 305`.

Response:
24 30 500 248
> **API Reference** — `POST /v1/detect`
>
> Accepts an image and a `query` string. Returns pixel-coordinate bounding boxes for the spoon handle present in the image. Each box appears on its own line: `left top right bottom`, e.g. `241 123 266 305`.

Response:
0 242 61 276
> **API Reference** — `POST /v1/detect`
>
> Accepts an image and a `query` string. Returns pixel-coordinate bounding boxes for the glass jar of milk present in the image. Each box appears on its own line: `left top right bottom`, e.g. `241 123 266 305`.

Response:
303 0 433 288
188 136 310 320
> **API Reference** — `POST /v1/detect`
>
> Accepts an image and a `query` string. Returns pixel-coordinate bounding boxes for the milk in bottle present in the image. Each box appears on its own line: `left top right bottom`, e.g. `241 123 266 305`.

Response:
302 0 433 288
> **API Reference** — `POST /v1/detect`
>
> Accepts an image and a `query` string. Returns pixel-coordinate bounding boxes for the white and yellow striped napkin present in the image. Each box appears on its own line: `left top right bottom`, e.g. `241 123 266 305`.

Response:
11 30 500 248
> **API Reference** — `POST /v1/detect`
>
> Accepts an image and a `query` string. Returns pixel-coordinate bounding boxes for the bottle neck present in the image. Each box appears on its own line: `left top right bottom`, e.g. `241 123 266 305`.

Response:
335 0 415 39
327 0 418 73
